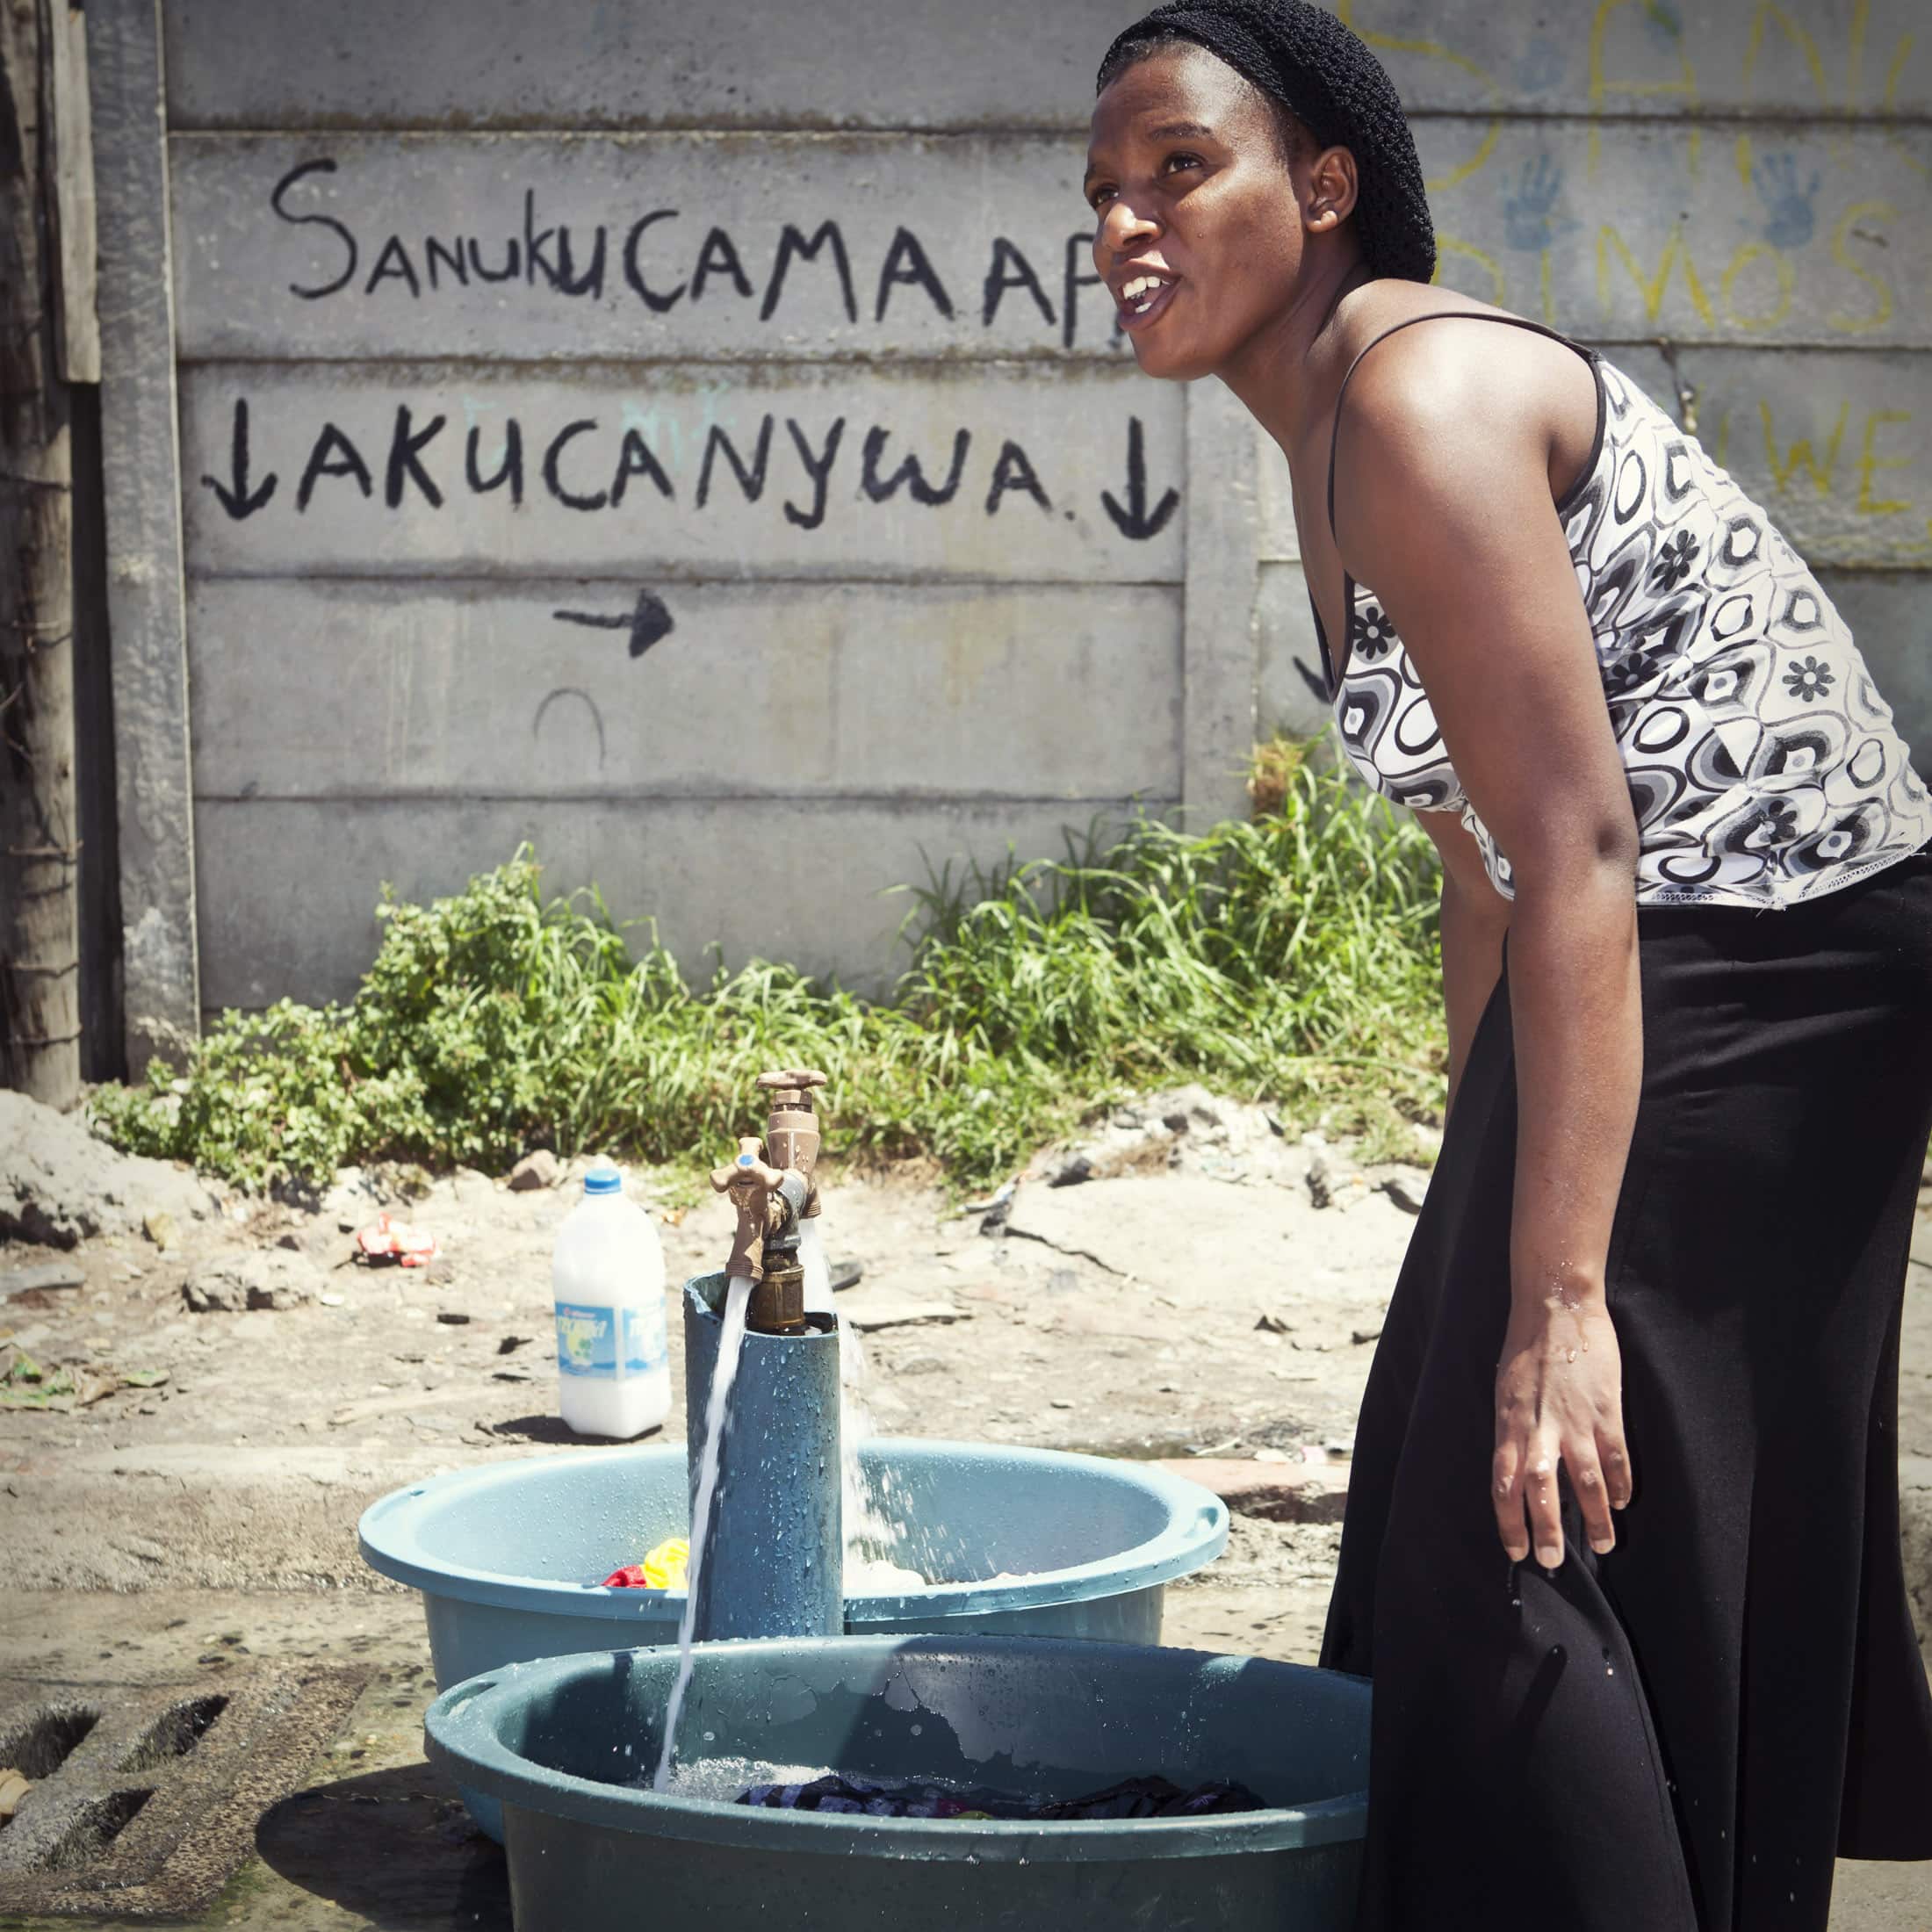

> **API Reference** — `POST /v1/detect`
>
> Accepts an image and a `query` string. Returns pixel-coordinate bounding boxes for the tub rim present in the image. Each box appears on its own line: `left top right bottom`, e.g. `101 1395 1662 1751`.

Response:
423 1635 1369 1863
358 1438 1229 1625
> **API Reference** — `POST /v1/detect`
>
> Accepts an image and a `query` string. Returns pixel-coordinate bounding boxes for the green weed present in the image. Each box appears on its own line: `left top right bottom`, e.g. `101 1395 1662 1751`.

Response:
90 740 1445 1193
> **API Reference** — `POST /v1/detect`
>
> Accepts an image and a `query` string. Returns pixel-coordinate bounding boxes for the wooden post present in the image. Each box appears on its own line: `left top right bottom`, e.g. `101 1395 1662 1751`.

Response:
0 0 87 1109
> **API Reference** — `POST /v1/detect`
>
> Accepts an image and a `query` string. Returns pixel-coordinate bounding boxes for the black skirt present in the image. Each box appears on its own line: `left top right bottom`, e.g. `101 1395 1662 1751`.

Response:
1320 842 1932 1931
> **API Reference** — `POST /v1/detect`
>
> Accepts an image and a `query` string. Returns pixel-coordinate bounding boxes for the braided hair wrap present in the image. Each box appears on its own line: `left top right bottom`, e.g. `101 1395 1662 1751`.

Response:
1095 0 1436 284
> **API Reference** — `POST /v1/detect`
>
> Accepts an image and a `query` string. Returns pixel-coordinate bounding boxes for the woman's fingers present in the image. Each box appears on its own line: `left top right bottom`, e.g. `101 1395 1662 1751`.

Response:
1568 1439 1617 1555
1521 1435 1565 1569
1491 1438 1529 1563
1597 1418 1633 1511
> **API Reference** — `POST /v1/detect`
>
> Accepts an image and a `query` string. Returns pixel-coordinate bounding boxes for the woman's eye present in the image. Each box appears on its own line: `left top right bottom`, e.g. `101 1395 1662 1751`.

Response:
1088 186 1114 211
1163 152 1203 175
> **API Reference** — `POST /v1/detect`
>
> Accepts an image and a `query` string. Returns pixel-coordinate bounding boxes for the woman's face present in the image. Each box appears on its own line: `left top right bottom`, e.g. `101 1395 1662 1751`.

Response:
1085 46 1312 382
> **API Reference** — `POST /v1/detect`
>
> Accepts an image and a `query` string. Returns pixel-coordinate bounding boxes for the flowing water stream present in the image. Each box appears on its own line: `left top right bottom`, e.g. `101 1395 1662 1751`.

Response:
799 1218 929 1591
652 1270 753 1791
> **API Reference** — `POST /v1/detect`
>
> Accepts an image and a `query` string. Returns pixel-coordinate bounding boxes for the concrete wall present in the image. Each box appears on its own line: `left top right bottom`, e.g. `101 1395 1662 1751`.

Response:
1260 0 1932 744
92 0 1932 1034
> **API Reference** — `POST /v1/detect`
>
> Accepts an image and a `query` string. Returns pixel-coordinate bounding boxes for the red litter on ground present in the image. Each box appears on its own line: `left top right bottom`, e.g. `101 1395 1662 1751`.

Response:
354 1215 439 1267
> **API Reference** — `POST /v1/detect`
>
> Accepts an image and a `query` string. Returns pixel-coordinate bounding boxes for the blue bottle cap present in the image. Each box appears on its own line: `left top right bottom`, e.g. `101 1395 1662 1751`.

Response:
583 1164 623 1195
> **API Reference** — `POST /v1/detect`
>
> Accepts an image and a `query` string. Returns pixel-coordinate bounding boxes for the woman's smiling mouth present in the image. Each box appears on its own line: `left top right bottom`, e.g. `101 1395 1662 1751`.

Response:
1117 273 1181 329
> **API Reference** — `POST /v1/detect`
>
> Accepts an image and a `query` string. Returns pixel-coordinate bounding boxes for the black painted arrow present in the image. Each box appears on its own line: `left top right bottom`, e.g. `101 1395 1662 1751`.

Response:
1100 415 1179 542
551 588 675 660
199 398 278 520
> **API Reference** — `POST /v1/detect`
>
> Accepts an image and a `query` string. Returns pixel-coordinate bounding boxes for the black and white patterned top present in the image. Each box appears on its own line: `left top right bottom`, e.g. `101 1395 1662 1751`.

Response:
1317 316 1932 907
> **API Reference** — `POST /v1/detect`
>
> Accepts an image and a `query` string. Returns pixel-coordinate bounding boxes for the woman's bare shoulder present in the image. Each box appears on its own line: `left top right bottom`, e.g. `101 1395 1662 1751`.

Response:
1328 285 1593 511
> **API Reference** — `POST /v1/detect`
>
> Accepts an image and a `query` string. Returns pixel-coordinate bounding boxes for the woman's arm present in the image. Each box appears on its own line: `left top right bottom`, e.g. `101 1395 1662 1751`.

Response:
1332 321 1640 1572
1418 811 1510 1120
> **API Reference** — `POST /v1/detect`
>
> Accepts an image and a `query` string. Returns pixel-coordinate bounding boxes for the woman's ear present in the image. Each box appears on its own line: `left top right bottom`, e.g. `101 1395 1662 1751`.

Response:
1303 145 1360 234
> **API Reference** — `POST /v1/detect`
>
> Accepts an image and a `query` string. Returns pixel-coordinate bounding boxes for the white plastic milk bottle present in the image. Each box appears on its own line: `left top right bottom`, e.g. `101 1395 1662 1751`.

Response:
551 1164 669 1439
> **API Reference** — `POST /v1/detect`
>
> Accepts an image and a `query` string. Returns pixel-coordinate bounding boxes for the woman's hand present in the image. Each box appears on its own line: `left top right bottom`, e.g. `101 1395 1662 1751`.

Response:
1492 1293 1632 1569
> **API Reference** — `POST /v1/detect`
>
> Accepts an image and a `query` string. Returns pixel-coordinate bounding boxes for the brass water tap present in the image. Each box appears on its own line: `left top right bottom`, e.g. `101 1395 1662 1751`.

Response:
709 1135 811 1333
755 1069 828 1215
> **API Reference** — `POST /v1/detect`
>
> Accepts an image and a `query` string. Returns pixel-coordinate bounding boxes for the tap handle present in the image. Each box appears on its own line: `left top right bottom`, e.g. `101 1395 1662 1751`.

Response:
710 1141 787 1194
755 1068 828 1099
710 1139 811 1280
711 1136 782 1280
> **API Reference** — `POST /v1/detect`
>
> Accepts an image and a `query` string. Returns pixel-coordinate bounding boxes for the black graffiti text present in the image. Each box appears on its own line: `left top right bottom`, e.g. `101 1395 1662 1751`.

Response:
198 397 1180 542
268 161 1128 350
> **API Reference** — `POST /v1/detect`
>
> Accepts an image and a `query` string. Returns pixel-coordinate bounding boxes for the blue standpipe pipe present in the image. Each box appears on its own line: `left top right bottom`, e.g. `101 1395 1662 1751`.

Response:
683 1270 844 1641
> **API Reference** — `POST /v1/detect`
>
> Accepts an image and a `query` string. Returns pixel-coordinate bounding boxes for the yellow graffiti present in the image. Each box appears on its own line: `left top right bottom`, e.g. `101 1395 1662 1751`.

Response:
1828 201 1896 335
1431 234 1506 307
1597 225 1712 328
1734 3 1854 181
1857 411 1913 516
1882 33 1927 179
1720 242 1792 332
1332 3 1503 192
1588 0 1700 177
1760 400 1848 496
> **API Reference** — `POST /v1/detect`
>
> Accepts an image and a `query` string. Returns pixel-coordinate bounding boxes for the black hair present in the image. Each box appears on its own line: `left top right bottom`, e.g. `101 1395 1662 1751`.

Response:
1095 0 1436 285
1099 25 1308 171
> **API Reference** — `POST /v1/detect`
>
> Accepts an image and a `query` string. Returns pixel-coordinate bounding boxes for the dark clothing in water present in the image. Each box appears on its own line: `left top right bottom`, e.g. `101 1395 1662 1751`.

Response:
737 1772 1263 1820
1321 845 1932 1928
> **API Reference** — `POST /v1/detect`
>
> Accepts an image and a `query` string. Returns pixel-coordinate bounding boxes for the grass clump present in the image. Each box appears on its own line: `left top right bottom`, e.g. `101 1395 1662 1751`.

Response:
91 739 1445 1193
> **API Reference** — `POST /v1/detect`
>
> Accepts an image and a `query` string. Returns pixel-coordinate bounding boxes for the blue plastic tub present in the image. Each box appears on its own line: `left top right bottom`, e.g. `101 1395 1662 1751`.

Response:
363 1439 1227 1834
427 1635 1369 1930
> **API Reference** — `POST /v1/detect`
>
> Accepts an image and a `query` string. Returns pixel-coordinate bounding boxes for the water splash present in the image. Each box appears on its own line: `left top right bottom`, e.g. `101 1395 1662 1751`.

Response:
800 1216 930 1589
653 1271 753 1791
798 1216 833 1316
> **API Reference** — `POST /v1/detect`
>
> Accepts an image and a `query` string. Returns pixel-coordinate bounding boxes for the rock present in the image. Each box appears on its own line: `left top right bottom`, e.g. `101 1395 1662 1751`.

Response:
842 1299 967 1332
1 1261 85 1299
1158 1455 1352 1525
1305 1150 1332 1210
143 1208 177 1251
0 1090 217 1250
436 1310 472 1325
1901 1456 1932 1653
182 1250 322 1313
1330 1172 1374 1212
367 1160 433 1202
1378 1170 1430 1215
508 1150 560 1192
1156 1084 1223 1130
1049 1155 1093 1190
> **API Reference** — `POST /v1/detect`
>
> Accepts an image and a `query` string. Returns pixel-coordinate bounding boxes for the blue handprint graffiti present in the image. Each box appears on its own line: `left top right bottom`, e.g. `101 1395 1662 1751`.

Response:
1503 155 1579 256
1640 0 1683 54
1753 154 1821 250
1512 34 1566 96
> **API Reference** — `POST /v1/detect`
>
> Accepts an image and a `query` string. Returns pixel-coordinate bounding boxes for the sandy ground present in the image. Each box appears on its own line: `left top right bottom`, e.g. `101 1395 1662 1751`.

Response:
3 1115 1928 1928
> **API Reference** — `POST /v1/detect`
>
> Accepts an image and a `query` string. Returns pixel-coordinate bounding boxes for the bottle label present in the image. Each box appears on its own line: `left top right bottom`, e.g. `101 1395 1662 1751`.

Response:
557 1301 667 1379
622 1303 667 1375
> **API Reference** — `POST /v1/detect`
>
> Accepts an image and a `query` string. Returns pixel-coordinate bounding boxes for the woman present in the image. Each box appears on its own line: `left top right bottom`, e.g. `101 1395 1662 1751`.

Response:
1085 4 1932 1927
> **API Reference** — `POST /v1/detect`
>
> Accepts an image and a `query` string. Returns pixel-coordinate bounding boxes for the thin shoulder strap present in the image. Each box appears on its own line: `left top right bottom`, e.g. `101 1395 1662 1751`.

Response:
1323 312 1595 542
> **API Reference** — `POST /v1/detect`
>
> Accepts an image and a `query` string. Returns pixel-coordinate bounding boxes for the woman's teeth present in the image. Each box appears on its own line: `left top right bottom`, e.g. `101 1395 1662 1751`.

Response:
1121 274 1171 314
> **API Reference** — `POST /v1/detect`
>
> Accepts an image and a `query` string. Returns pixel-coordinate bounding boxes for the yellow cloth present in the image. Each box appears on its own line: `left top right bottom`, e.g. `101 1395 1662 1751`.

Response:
641 1537 689 1590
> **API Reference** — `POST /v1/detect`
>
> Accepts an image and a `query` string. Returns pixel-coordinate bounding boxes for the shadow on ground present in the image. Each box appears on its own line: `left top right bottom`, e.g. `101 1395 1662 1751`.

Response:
483 1411 668 1446
255 1763 510 1930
